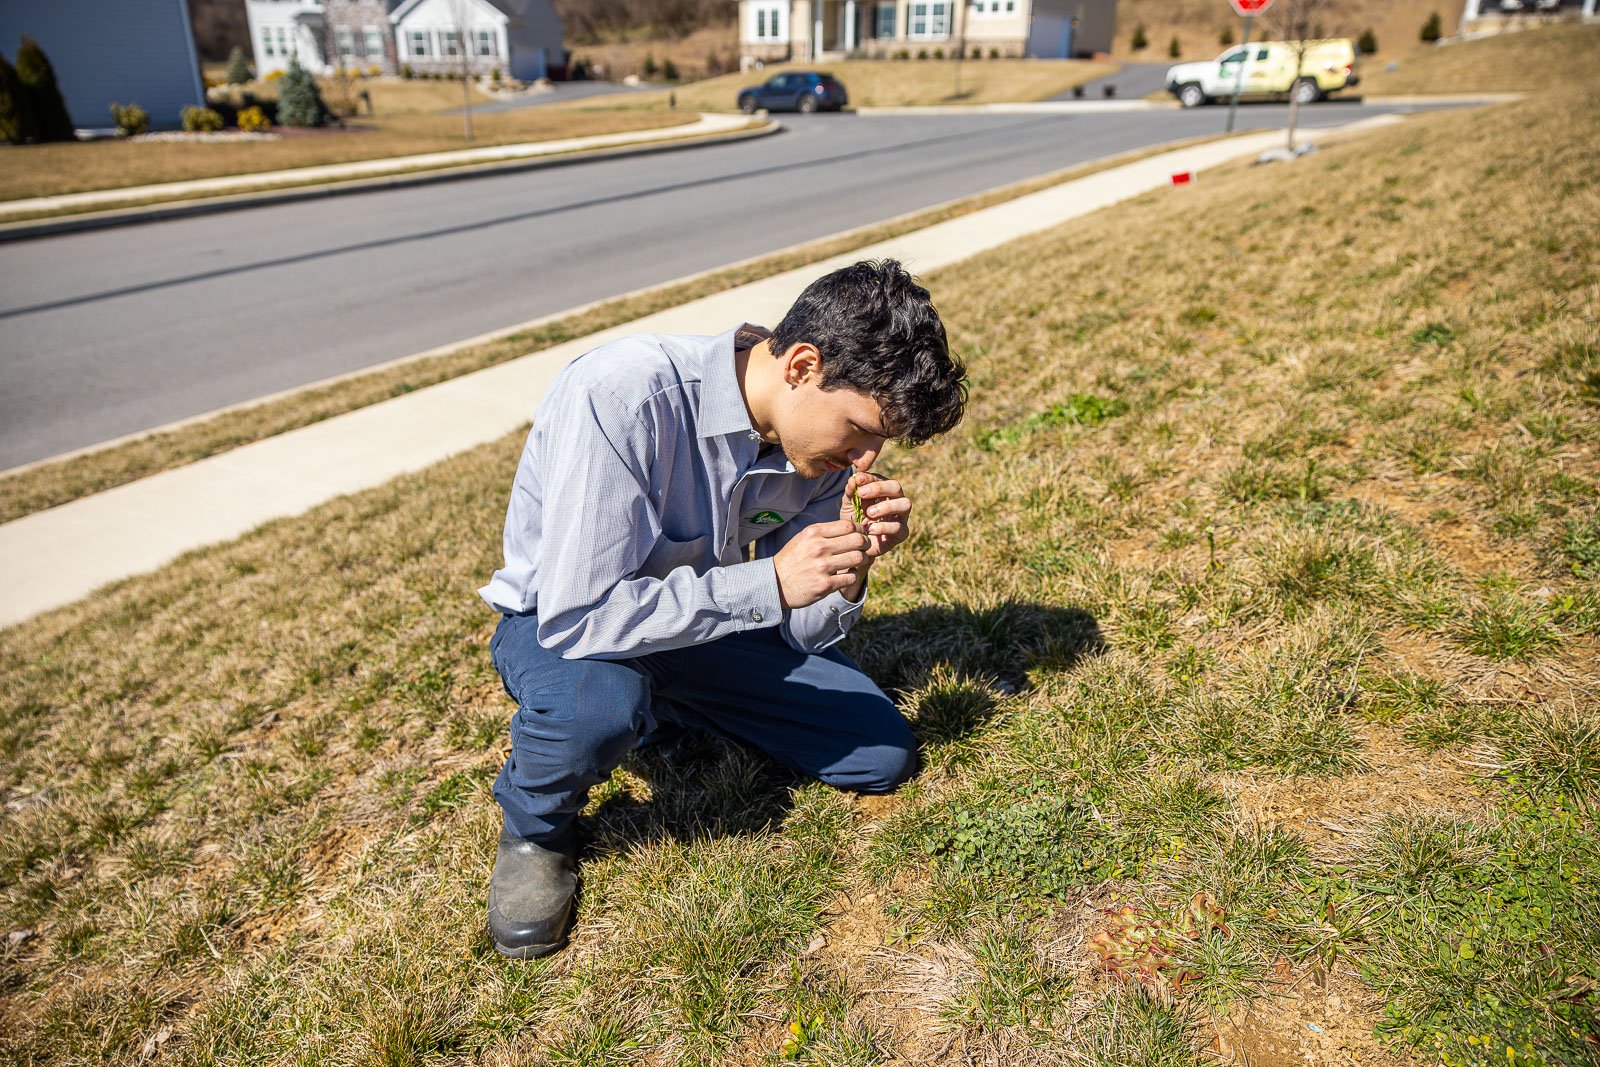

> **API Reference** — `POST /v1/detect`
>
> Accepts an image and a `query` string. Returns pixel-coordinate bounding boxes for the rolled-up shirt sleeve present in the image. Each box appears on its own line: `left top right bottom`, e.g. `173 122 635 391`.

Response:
531 387 783 660
754 469 868 655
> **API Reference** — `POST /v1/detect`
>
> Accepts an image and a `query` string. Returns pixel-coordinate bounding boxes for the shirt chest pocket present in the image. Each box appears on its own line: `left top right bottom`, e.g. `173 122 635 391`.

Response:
737 509 793 546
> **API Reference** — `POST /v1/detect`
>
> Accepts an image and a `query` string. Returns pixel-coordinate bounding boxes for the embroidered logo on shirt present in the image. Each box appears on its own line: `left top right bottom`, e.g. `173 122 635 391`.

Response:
746 511 786 525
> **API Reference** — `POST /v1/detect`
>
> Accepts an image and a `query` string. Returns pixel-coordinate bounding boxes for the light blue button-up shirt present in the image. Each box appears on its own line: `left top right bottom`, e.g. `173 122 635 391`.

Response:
479 324 866 660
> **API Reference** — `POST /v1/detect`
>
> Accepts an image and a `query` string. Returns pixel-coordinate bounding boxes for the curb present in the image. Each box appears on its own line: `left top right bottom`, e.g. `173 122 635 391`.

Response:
0 119 780 244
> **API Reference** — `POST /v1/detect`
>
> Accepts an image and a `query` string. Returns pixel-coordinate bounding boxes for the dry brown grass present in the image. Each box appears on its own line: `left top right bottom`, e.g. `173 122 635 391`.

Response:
0 107 693 202
0 133 1227 526
1113 0 1456 61
1361 20 1600 95
2 29 1598 1067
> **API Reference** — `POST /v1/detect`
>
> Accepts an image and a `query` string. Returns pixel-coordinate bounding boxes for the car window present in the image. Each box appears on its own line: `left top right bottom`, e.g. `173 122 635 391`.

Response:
1256 48 1269 60
1219 49 1245 65
766 75 789 89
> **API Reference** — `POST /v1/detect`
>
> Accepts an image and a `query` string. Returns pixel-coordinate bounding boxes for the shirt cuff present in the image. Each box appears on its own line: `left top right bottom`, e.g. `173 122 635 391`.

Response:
714 557 785 630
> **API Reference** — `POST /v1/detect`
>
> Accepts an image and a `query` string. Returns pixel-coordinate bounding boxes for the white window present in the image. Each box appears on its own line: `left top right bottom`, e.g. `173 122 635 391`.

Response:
363 26 384 58
441 30 462 57
876 1 895 36
751 2 785 41
971 0 1016 16
335 27 355 58
909 1 951 37
274 26 296 57
260 28 276 57
407 29 431 57
475 28 497 56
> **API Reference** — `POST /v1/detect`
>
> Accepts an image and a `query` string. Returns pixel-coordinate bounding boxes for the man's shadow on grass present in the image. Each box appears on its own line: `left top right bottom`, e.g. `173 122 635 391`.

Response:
584 600 1103 856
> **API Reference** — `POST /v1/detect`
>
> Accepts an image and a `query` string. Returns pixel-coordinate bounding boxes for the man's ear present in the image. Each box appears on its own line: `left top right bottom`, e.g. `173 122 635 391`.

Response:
782 342 822 386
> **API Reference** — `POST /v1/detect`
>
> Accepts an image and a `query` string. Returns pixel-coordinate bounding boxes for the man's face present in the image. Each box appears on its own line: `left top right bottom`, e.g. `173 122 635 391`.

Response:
774 378 890 480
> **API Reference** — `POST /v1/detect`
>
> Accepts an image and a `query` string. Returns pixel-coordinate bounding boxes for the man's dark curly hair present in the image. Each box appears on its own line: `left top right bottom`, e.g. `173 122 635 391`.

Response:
770 259 967 446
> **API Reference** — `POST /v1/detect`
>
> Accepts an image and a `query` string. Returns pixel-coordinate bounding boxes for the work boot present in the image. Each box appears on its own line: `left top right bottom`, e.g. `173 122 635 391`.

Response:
487 828 577 959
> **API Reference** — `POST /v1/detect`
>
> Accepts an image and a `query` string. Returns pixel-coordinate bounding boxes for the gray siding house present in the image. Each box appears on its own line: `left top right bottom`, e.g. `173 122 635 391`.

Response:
0 0 205 131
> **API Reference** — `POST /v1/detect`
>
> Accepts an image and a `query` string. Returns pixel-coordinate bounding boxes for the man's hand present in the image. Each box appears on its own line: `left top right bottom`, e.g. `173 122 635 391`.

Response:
842 472 912 560
773 519 871 609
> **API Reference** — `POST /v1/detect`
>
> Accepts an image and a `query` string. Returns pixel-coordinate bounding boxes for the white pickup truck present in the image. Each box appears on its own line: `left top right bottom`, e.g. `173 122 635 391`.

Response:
1166 39 1360 108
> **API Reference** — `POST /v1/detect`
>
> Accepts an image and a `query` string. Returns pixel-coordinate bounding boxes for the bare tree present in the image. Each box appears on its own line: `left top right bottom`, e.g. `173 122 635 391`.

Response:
1262 0 1344 152
446 0 475 142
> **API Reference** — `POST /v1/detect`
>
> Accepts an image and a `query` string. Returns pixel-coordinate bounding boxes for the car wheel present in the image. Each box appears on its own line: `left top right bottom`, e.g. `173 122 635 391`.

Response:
739 96 756 114
1291 77 1321 105
1178 83 1206 109
797 93 818 114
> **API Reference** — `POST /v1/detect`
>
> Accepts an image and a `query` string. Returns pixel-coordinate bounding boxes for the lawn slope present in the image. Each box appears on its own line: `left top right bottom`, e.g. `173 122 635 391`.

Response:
2 36 1598 1067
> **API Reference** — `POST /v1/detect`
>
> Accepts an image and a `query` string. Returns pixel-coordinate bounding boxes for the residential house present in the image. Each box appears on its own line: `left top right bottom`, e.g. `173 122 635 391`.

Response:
243 0 562 80
0 0 205 131
740 0 1115 67
391 0 563 80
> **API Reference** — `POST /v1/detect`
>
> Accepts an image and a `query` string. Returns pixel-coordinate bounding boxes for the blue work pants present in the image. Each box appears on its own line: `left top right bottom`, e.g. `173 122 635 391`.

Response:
488 612 916 844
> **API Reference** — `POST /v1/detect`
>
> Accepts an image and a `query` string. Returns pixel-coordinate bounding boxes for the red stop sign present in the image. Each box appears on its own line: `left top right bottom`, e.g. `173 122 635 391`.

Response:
1230 0 1275 13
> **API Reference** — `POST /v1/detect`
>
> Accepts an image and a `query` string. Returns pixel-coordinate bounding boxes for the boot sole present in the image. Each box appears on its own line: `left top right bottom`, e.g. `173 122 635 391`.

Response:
490 929 567 959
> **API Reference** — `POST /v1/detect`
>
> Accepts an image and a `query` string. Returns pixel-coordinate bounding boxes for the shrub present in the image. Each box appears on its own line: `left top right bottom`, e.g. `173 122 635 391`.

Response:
181 105 223 132
1358 28 1378 54
1420 12 1442 43
932 46 945 59
1219 25 1235 46
642 51 658 78
401 63 414 79
0 51 34 145
1168 35 1181 58
15 35 75 141
917 48 929 59
988 47 1000 59
704 49 722 76
489 65 500 81
237 105 271 133
264 69 285 81
894 48 910 60
226 45 252 84
276 57 328 127
109 101 149 137
971 45 982 59
1131 23 1149 51
366 64 381 77
661 58 678 81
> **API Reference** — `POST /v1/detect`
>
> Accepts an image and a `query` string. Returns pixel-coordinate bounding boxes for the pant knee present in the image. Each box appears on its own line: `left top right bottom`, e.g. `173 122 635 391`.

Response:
855 742 918 794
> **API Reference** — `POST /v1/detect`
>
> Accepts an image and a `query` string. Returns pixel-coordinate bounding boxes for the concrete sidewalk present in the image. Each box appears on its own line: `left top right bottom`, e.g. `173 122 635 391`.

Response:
0 116 1402 630
0 113 757 223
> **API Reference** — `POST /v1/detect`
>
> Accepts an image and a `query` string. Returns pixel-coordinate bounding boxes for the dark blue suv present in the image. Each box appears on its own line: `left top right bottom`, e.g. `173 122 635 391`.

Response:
737 71 848 114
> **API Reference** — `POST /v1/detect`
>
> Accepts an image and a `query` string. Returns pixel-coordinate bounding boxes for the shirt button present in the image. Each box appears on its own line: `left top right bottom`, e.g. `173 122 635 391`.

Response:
747 432 759 441
829 606 839 615
752 610 764 622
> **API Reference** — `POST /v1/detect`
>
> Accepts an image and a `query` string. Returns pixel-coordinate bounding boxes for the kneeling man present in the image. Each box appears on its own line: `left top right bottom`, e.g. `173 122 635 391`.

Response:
478 259 969 957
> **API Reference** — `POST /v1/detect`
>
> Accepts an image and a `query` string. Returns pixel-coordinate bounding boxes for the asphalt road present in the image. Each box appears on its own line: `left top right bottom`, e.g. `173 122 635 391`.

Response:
0 101 1432 469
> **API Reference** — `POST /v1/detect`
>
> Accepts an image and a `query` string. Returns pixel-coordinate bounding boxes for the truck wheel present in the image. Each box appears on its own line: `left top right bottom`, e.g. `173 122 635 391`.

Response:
1178 83 1206 109
1291 77 1321 105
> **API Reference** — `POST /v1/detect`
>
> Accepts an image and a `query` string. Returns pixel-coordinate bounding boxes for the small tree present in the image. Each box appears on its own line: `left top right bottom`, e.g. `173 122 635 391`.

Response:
226 45 253 85
1130 24 1148 51
1358 28 1378 54
1420 12 1443 43
642 51 658 78
276 57 327 127
662 57 678 81
15 36 74 141
0 52 34 144
1265 0 1341 152
1219 25 1236 47
1168 35 1181 59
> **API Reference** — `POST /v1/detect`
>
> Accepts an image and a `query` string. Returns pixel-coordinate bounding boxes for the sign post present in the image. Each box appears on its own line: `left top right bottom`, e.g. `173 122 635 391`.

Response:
1225 0 1275 134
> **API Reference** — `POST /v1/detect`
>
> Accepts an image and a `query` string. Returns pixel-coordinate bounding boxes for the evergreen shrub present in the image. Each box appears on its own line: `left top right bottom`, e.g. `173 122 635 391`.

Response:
226 46 252 84
15 35 74 141
276 57 328 127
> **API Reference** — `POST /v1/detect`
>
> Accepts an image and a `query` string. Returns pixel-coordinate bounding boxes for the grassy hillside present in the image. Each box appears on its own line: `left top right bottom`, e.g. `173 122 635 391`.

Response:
3 28 1598 1067
1113 0 1458 61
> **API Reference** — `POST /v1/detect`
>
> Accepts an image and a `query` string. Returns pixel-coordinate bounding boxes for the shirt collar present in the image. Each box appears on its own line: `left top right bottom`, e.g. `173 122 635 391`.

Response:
697 322 770 440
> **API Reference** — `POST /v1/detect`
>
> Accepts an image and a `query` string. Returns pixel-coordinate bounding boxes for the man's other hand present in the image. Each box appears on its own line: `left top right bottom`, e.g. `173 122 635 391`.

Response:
843 472 912 560
773 519 870 609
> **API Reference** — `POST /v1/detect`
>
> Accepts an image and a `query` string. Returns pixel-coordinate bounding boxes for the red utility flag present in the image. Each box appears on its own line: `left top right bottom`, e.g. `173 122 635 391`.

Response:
1230 0 1275 14
1171 171 1195 185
